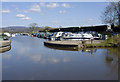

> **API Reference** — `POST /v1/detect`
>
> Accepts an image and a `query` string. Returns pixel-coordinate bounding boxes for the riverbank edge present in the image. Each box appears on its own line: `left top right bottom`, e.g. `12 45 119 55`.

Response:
0 40 11 53
44 41 119 49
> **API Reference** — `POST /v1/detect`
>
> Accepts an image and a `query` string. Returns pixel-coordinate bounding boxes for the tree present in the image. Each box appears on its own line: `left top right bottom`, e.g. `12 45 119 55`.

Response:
44 26 51 31
29 23 38 33
101 2 120 27
40 26 52 32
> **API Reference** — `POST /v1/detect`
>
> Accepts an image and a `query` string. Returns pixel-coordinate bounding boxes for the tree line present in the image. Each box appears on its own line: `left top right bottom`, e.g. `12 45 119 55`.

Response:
29 23 54 33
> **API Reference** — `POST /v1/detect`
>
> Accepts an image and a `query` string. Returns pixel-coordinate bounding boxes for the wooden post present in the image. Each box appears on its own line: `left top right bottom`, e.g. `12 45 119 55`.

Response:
91 37 94 44
106 35 108 43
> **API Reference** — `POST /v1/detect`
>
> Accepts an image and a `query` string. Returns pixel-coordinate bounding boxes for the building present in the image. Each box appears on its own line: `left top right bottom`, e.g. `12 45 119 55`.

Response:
50 25 108 32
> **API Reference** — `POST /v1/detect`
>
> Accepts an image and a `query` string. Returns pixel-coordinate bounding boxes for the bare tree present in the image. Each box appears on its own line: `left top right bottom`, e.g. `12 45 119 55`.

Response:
101 2 120 27
29 23 38 32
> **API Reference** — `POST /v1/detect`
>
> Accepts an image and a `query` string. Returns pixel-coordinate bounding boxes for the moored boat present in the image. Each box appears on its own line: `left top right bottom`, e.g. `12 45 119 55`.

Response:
11 34 16 37
62 32 93 40
0 35 11 53
49 32 64 41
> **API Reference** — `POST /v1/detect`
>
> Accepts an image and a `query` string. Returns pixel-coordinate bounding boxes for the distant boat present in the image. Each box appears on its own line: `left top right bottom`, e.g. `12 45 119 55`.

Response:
21 33 29 36
50 32 64 41
4 32 11 37
31 33 38 37
11 34 16 37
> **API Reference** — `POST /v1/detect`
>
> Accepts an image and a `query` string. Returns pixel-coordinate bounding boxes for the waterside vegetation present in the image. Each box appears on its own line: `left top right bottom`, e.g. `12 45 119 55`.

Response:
84 34 120 48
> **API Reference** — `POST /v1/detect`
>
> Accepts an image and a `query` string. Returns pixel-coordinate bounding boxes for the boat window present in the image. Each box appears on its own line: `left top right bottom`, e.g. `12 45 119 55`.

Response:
70 35 74 36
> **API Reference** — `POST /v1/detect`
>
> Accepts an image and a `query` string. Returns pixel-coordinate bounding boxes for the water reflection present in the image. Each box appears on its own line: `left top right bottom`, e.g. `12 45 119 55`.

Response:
103 48 118 79
44 44 80 51
44 44 97 52
2 36 118 80
2 54 12 59
44 44 97 56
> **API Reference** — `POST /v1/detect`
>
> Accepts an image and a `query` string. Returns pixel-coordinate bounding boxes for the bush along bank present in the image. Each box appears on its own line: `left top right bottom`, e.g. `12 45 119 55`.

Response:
83 34 120 48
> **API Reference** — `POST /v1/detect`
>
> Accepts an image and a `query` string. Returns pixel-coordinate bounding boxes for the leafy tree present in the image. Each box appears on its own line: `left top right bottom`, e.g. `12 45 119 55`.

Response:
44 26 51 31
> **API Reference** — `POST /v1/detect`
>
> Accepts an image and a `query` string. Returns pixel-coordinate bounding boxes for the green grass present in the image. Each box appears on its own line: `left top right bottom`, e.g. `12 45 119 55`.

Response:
84 33 120 48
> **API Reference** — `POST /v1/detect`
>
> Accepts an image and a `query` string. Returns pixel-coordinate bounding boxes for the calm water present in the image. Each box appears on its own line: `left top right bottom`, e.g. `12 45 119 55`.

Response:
2 36 119 80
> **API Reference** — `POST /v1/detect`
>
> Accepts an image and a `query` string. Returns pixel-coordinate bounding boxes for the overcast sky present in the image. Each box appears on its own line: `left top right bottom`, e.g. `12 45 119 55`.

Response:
2 2 110 27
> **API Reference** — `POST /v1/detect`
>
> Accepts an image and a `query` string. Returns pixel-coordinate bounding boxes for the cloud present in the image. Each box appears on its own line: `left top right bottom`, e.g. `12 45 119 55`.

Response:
29 4 41 12
46 3 59 8
2 9 10 13
39 3 71 9
61 3 71 8
29 54 41 63
63 57 70 62
20 17 31 20
40 2 45 7
15 8 30 13
15 8 20 12
48 57 60 64
16 14 25 17
40 2 59 8
59 10 66 14
40 2 71 8
23 10 29 13
15 4 42 13
88 18 94 22
16 14 31 20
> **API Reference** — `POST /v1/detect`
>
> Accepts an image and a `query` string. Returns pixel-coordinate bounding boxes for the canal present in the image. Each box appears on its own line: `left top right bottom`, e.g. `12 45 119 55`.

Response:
2 35 119 80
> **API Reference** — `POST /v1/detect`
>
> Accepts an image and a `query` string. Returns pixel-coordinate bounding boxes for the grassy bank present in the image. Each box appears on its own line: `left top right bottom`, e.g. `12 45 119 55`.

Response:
85 34 120 48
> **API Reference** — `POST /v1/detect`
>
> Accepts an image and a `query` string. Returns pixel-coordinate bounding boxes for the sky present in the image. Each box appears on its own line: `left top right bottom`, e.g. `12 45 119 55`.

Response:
2 2 110 28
